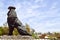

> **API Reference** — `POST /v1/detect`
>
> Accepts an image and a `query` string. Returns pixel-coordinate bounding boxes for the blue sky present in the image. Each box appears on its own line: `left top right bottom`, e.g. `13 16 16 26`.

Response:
0 0 60 33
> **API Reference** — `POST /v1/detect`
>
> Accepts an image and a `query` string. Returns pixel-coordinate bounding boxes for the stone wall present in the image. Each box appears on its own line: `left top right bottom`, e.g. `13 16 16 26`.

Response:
0 35 59 40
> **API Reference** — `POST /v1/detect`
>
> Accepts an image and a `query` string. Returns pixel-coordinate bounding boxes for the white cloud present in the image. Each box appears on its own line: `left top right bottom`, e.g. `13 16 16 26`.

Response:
49 2 58 10
35 0 43 3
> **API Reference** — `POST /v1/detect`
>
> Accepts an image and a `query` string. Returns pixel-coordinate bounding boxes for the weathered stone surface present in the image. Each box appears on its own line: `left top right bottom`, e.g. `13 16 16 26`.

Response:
0 35 33 39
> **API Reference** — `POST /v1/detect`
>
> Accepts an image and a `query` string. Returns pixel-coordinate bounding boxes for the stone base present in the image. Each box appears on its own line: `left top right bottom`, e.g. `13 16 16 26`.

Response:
0 35 33 39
